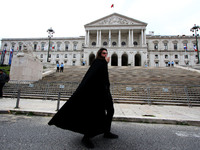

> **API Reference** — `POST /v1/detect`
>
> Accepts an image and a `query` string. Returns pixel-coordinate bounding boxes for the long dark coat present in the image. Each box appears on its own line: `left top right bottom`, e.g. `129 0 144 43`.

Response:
48 59 112 137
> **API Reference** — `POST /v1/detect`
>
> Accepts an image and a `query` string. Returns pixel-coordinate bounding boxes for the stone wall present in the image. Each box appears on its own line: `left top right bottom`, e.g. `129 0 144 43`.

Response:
10 53 43 81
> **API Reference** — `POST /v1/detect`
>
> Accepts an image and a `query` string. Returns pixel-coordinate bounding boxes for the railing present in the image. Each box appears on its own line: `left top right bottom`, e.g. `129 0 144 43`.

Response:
3 80 200 107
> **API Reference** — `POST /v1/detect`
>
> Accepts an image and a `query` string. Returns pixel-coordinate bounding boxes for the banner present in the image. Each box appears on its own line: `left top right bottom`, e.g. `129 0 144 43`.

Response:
8 48 14 65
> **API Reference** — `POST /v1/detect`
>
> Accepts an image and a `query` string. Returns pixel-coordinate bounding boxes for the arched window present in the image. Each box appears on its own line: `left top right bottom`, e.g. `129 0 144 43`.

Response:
103 42 107 46
92 42 96 46
133 41 138 46
121 41 126 46
112 41 117 46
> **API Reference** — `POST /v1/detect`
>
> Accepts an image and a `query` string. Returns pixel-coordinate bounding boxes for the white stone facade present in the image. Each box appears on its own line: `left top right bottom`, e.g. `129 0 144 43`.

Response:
1 13 199 67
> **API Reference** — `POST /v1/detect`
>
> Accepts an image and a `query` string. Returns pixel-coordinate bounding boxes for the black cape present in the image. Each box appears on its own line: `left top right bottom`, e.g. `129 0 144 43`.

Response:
48 59 112 137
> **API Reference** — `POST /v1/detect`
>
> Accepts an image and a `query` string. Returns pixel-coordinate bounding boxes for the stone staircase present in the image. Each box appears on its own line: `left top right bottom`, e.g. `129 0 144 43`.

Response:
41 66 200 85
3 66 200 106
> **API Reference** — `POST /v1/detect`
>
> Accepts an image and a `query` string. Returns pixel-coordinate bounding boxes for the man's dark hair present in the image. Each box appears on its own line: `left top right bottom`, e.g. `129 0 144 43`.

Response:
96 48 107 59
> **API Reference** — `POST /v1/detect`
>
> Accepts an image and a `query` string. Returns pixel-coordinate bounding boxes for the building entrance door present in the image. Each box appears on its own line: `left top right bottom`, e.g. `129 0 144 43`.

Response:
135 54 141 66
111 54 118 66
122 54 128 66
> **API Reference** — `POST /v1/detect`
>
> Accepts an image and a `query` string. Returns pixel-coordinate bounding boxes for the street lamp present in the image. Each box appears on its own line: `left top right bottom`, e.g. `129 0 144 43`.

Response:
47 27 55 62
190 24 200 64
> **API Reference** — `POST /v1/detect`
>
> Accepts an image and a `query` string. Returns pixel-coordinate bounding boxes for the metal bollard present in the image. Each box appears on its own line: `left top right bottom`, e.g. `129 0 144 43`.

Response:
15 89 21 108
56 92 61 111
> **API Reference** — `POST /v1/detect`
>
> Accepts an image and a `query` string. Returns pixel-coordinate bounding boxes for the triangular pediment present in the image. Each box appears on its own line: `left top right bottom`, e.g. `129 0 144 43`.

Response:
85 13 147 27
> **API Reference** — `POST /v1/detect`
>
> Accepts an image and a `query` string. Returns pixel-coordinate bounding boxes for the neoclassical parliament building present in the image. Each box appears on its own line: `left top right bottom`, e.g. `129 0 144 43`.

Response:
1 13 199 67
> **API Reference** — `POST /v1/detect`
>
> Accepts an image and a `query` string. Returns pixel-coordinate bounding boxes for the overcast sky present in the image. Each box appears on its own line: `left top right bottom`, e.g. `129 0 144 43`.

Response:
0 0 199 41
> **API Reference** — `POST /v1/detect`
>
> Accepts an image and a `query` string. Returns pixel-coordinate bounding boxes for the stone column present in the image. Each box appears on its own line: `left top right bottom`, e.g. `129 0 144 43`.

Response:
129 30 131 47
96 30 99 46
144 29 146 45
118 55 122 66
85 30 87 46
132 30 134 46
141 29 144 46
118 30 121 47
87 30 90 46
99 30 101 47
109 30 111 47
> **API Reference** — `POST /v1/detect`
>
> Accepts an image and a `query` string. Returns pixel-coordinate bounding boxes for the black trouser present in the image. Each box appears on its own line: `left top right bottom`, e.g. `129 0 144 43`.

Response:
104 100 114 133
0 83 5 97
60 67 63 72
57 67 59 72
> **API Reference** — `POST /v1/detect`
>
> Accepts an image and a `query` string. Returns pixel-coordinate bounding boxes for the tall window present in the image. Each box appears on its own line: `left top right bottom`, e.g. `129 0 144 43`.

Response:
41 43 45 51
57 54 59 58
19 45 22 51
183 43 187 50
65 44 69 51
155 54 158 59
155 62 159 67
34 44 37 51
40 54 43 58
73 54 76 58
57 43 61 51
73 43 77 50
164 43 168 50
174 43 177 50
154 43 158 50
185 55 188 59
65 54 67 58
165 55 168 59
175 55 178 59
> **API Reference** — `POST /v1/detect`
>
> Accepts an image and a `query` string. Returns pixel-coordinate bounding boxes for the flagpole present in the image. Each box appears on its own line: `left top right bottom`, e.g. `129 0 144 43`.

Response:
195 31 199 64
190 24 200 64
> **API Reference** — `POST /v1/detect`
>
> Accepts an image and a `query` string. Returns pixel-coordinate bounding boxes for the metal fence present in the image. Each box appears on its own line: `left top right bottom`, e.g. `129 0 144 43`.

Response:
3 80 200 107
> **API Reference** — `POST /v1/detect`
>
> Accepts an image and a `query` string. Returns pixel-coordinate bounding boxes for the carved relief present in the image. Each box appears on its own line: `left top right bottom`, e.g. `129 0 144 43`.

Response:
94 16 136 25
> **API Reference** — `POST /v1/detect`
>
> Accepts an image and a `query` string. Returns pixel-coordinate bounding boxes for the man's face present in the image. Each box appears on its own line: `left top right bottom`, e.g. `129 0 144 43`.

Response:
101 50 108 58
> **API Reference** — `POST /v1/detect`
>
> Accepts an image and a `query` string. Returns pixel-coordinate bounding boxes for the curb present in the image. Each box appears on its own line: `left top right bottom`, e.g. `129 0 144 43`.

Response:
113 117 200 127
1 109 200 127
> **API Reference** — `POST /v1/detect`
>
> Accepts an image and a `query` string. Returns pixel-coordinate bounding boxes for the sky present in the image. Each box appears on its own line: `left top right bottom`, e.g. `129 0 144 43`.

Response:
0 0 200 42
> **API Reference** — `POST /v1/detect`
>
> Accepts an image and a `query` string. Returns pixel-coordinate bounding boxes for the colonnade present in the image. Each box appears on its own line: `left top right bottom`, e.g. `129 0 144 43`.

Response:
85 29 146 47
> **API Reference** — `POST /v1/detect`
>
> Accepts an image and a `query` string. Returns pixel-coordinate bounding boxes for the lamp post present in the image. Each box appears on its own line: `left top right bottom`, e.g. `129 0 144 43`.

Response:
190 24 200 64
47 27 55 62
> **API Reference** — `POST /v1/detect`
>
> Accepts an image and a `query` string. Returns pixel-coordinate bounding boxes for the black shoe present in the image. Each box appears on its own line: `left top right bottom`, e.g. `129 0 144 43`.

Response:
81 136 94 149
104 132 118 139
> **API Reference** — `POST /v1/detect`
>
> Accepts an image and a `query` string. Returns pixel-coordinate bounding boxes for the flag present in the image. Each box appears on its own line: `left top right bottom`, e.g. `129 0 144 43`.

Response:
52 45 55 50
184 45 187 51
194 45 197 51
111 4 114 8
9 48 14 65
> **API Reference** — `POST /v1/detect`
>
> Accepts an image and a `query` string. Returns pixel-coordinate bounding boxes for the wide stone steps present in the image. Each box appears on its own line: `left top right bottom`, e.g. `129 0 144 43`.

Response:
3 81 200 107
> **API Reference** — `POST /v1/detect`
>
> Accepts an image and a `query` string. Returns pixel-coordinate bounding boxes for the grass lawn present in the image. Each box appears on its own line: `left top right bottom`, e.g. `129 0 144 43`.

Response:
0 65 11 75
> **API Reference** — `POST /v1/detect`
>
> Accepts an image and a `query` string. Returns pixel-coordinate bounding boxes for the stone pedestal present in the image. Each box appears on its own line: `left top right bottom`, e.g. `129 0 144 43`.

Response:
10 52 43 81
